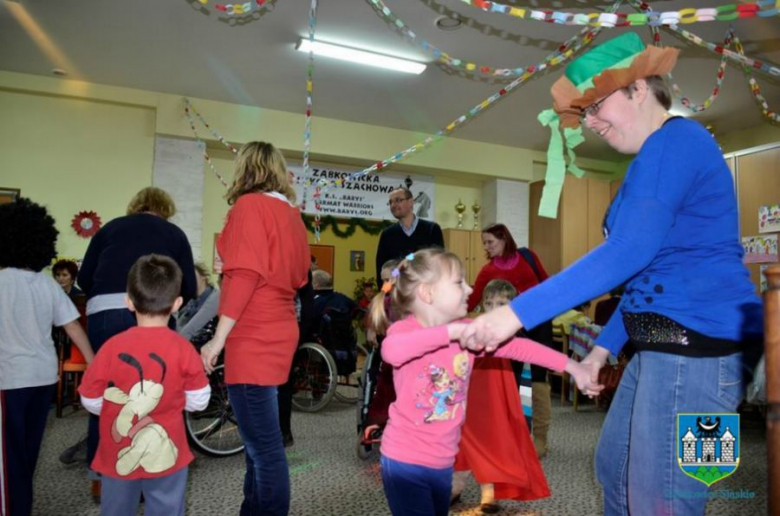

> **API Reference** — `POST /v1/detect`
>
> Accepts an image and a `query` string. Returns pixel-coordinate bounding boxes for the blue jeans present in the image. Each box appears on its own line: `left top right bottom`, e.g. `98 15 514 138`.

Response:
228 384 289 516
380 455 453 516
595 351 744 516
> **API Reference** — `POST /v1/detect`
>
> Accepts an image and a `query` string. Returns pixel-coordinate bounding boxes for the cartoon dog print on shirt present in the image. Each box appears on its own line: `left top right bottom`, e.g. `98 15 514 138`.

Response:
103 353 178 476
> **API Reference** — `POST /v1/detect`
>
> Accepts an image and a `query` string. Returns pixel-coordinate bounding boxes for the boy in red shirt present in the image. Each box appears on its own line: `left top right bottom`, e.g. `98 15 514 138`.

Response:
80 254 210 516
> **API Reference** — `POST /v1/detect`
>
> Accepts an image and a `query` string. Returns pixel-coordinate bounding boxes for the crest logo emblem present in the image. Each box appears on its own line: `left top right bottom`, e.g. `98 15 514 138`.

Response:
677 413 739 486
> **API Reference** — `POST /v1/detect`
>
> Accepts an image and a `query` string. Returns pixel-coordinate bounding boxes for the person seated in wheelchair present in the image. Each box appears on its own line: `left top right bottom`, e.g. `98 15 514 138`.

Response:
310 270 362 376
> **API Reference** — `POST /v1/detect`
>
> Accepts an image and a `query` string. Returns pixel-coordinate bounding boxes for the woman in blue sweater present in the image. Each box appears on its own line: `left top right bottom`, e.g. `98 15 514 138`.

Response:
462 33 762 515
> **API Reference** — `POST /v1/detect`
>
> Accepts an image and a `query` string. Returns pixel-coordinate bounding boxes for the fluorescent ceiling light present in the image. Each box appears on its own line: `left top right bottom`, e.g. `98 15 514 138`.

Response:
296 39 426 75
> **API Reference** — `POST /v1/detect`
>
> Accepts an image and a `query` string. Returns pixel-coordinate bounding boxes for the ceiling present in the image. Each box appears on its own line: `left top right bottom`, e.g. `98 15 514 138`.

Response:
1 0 779 161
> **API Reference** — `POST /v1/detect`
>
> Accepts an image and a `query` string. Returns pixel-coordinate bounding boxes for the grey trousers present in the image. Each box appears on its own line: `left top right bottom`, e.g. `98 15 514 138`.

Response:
100 466 188 516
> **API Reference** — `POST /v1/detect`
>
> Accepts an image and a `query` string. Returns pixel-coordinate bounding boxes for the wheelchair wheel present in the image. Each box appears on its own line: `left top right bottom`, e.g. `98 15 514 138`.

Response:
335 344 369 404
291 342 337 413
185 364 245 457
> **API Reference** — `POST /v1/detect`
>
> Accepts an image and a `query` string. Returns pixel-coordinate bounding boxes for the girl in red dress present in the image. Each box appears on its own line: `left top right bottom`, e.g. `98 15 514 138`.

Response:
452 279 550 514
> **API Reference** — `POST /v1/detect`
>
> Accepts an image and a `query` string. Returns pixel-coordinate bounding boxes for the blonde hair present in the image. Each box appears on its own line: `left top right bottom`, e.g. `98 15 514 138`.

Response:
368 248 463 334
482 279 517 304
127 187 176 219
226 141 295 205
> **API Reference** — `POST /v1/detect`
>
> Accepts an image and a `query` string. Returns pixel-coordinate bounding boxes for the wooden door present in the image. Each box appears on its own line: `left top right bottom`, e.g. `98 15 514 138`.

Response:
443 228 472 279
470 230 488 285
561 175 589 270
529 181 562 275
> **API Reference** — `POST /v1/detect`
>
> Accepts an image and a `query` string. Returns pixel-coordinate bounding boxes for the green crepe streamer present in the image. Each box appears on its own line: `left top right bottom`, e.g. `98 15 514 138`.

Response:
538 109 566 218
564 126 585 178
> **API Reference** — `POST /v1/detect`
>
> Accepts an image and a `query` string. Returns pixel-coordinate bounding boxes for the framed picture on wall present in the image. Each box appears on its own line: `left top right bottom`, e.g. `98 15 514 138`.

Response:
310 244 335 278
0 187 20 205
350 251 365 272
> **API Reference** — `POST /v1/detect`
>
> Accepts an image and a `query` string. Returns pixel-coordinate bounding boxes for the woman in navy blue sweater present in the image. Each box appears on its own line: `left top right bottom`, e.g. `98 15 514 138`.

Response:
71 186 196 498
462 33 762 515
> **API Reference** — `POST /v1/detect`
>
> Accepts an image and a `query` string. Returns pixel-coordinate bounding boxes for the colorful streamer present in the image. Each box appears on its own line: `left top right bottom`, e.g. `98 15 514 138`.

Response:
458 0 779 26
368 0 622 78
213 0 273 16
302 0 320 238
628 0 780 78
309 25 607 193
667 29 733 113
183 99 233 188
632 0 780 122
734 35 780 123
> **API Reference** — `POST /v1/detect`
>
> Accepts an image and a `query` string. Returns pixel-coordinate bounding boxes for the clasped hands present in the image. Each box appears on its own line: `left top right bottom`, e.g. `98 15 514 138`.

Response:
448 305 606 398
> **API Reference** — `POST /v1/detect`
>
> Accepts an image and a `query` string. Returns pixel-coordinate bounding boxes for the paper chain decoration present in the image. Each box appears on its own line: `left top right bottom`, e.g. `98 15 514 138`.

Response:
368 0 621 78
308 25 605 195
184 0 780 208
459 0 780 25
194 0 275 16
631 0 779 122
667 28 732 113
301 0 318 235
183 99 233 188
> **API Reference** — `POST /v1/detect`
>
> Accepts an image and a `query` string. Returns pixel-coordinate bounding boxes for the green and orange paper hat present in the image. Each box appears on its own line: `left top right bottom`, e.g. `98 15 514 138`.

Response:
537 32 679 218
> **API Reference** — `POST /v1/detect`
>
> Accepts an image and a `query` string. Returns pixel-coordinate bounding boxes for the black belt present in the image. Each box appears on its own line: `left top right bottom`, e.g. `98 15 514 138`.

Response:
623 312 743 357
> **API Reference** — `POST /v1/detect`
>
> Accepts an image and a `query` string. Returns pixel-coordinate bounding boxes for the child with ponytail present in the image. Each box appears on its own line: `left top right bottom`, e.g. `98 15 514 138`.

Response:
368 248 600 516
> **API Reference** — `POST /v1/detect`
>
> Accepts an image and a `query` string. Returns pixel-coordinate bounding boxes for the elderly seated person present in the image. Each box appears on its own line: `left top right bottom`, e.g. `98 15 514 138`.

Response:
311 270 359 325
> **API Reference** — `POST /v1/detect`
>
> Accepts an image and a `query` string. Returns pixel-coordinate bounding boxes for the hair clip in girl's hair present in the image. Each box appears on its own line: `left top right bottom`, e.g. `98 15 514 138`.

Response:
381 281 394 294
391 268 401 278
405 253 415 261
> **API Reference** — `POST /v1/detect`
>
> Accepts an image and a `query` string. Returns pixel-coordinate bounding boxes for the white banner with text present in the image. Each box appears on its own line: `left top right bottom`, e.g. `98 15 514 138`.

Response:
289 165 436 221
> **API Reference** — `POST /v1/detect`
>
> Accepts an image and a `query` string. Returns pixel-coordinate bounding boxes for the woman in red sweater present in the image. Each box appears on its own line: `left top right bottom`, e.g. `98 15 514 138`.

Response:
467 223 548 313
201 142 310 516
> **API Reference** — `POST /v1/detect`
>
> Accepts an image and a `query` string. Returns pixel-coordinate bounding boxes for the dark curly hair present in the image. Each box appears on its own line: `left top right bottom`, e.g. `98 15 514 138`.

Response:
0 197 59 272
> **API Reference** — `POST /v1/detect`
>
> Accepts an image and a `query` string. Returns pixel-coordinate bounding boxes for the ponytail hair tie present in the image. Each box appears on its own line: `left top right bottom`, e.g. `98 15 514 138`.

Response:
381 281 394 294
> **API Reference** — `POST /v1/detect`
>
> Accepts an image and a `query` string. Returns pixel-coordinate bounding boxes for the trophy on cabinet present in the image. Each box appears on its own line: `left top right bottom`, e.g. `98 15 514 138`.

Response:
455 199 466 229
472 201 481 230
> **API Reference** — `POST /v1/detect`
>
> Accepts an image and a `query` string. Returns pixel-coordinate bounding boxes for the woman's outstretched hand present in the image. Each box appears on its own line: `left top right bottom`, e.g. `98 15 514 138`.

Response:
579 345 612 397
459 305 523 353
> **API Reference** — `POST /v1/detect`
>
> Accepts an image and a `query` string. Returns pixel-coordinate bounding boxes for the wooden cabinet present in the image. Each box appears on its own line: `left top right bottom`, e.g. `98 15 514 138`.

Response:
443 229 488 285
735 144 780 293
529 175 618 277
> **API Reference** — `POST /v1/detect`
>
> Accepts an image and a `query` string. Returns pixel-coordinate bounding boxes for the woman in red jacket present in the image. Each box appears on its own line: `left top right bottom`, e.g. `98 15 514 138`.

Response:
201 142 310 516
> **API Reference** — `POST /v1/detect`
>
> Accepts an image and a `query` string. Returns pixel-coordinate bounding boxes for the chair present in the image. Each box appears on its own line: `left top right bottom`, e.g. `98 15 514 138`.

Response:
56 342 88 417
55 295 88 418
548 323 570 404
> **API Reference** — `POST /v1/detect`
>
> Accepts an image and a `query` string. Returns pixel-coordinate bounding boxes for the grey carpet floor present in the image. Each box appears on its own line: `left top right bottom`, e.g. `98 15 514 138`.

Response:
34 400 767 515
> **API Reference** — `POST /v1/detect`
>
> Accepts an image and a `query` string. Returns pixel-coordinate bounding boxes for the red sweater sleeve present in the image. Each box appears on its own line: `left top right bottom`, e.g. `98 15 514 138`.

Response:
219 269 261 320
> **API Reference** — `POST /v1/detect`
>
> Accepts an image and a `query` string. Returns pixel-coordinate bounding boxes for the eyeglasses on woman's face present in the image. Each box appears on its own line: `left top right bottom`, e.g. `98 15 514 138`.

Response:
581 90 619 122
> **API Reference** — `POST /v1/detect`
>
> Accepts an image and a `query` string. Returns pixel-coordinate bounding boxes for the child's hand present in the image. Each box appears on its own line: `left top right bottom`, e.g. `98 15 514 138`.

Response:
447 322 469 343
565 359 605 397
